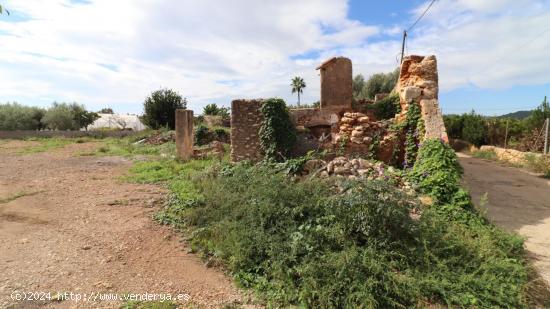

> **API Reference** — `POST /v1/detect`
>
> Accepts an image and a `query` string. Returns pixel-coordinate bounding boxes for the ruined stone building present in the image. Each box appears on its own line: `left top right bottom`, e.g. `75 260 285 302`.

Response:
174 53 448 164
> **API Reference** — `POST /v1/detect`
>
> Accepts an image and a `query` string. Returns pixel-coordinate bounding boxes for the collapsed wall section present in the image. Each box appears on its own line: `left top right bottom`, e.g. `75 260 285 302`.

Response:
396 55 448 142
230 99 264 162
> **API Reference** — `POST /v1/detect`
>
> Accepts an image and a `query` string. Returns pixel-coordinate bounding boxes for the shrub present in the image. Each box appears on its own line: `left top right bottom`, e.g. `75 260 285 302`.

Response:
0 103 45 130
42 103 76 130
259 98 296 161
368 93 400 120
462 111 487 147
194 124 210 146
356 69 399 100
194 125 230 146
142 88 186 130
203 103 229 118
156 161 530 308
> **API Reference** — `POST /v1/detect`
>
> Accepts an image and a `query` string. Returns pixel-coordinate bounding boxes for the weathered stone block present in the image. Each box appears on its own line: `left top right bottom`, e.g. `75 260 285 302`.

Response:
420 99 448 143
317 57 352 110
175 109 194 161
230 99 264 162
402 86 422 102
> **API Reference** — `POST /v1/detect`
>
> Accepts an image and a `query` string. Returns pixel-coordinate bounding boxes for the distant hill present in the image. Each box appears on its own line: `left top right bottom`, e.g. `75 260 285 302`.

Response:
498 110 532 119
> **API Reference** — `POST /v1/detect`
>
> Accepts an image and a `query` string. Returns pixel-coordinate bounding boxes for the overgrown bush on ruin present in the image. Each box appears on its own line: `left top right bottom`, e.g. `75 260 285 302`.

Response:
259 98 296 161
142 88 186 130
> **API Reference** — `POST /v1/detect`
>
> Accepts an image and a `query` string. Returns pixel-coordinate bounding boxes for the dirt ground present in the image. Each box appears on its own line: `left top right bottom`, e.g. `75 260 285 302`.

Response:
459 153 550 286
0 141 246 308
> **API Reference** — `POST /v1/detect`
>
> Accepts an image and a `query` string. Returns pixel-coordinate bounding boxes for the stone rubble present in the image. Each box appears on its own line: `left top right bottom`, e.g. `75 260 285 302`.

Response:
334 112 392 145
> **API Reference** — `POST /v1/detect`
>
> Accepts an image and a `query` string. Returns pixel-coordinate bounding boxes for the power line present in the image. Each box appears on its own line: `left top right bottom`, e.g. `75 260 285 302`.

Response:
407 0 437 32
400 0 437 63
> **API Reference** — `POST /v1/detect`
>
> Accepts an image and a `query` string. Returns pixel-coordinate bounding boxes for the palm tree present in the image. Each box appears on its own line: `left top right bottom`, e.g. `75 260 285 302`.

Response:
291 76 306 106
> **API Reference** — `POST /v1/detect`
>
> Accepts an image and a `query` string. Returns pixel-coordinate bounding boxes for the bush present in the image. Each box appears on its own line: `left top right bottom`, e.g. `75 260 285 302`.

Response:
367 93 400 120
194 124 210 146
462 111 487 147
259 98 296 161
194 125 230 146
155 161 530 308
142 89 186 130
202 103 229 118
41 102 98 131
0 103 45 130
354 69 399 100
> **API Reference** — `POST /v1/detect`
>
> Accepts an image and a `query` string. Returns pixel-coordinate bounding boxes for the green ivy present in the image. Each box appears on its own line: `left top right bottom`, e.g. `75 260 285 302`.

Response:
259 98 297 161
408 139 463 204
404 103 422 168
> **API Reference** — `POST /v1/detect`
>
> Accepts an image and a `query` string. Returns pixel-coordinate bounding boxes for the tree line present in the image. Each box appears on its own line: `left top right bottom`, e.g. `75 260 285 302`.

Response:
444 96 550 152
0 102 100 131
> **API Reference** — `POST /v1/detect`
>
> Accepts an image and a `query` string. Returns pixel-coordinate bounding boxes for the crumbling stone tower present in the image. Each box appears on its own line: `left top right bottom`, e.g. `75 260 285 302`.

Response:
316 57 352 111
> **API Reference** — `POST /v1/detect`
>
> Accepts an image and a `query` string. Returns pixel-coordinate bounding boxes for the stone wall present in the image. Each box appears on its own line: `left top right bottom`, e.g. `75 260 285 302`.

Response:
317 57 352 111
230 99 264 162
395 55 448 143
479 145 546 166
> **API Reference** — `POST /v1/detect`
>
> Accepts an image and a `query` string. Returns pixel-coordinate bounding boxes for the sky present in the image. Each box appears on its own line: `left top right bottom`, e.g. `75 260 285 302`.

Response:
0 0 549 116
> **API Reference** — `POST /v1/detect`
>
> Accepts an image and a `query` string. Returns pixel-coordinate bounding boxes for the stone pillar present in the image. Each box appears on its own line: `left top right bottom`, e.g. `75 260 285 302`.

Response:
396 55 448 143
316 57 352 111
230 99 264 162
175 109 194 161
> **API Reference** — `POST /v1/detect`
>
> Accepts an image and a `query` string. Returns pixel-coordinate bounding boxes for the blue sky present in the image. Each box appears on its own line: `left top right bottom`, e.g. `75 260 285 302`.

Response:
0 0 549 115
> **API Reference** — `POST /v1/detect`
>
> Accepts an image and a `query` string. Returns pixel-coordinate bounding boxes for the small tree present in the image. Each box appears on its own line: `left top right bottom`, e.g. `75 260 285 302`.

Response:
360 69 399 100
142 88 186 129
462 110 487 147
291 77 306 106
42 103 77 130
71 103 99 131
526 96 550 131
203 103 230 118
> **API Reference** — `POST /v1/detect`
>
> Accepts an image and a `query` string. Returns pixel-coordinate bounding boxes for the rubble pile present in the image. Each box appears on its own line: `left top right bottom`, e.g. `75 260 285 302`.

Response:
303 156 404 185
334 112 391 145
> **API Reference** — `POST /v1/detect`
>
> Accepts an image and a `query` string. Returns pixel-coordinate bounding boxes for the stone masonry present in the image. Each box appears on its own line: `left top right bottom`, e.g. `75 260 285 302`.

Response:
316 57 352 111
230 99 264 162
175 109 194 161
396 55 448 143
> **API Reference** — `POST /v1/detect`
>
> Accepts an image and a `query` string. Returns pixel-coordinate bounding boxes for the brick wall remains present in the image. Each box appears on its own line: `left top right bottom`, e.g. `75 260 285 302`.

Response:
230 99 264 162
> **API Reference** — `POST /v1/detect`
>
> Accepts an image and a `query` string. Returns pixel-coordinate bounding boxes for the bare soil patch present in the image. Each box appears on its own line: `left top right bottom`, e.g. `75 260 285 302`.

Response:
0 141 244 308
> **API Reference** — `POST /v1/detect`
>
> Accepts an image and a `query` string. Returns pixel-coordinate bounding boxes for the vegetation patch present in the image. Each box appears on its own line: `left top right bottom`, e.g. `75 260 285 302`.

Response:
16 137 80 154
259 98 297 161
150 144 537 307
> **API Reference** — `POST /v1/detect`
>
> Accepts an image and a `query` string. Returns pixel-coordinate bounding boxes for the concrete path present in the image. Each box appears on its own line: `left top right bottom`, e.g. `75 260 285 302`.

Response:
458 153 550 285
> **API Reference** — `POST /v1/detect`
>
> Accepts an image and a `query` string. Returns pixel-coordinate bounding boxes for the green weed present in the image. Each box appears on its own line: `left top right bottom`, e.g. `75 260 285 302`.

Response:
16 137 79 154
472 149 498 160
154 156 534 308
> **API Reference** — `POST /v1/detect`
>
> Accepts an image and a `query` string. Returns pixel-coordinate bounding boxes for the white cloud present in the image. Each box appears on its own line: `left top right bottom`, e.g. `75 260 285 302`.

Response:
0 0 378 112
0 0 549 113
